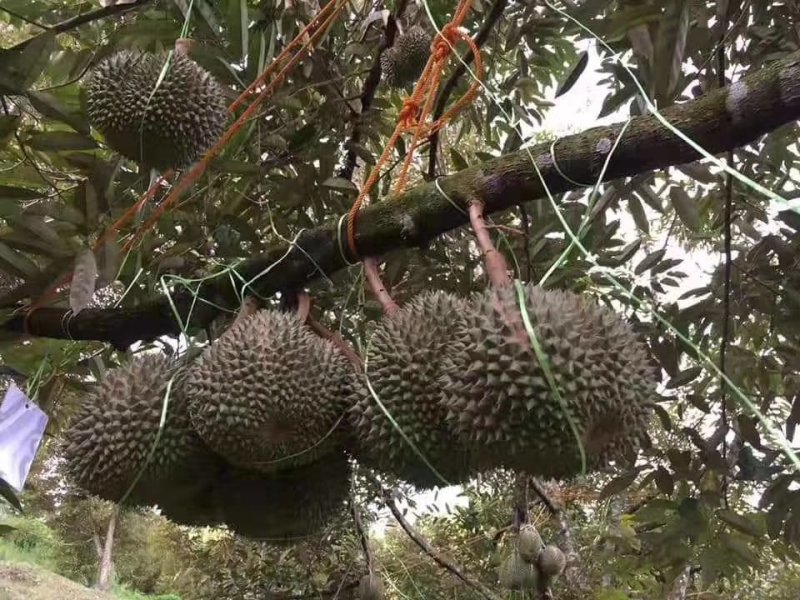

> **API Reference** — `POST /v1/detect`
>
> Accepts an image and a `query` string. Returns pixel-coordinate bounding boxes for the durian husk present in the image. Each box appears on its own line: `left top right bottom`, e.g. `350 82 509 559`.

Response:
349 291 476 488
441 282 656 478
84 50 227 170
381 26 431 88
214 451 351 544
187 309 355 473
62 354 223 508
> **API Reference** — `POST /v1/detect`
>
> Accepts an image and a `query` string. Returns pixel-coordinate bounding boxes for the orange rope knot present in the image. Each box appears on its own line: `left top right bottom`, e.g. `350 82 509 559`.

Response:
398 99 421 129
432 24 461 63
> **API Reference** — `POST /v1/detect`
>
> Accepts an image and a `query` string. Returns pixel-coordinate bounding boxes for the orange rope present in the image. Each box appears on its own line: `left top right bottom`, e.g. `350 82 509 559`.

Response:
22 1 346 326
345 3 483 260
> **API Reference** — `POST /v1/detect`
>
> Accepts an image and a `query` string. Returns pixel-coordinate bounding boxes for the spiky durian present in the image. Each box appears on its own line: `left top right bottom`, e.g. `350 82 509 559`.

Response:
381 26 431 88
498 550 538 591
186 310 354 473
517 523 544 563
62 354 221 505
441 283 656 477
349 291 476 488
538 545 566 578
84 50 227 170
214 451 351 544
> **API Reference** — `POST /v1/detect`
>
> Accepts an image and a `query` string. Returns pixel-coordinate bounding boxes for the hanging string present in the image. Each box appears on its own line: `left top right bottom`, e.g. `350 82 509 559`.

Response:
344 2 483 261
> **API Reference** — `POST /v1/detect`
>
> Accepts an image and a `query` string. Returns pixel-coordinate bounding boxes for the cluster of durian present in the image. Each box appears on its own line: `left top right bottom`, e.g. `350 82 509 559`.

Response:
84 49 227 170
62 309 356 544
497 524 566 593
62 281 655 542
349 283 657 487
380 26 432 88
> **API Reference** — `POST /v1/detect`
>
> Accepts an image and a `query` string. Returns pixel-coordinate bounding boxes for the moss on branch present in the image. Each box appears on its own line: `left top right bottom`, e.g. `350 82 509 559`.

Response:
6 49 800 348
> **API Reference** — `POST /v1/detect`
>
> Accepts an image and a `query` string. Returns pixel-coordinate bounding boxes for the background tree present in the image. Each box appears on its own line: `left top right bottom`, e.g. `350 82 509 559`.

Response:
1 1 800 599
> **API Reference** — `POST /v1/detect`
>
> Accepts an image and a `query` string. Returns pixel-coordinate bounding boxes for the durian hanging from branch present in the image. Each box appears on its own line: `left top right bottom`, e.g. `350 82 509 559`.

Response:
441 198 659 478
84 40 228 170
381 25 432 88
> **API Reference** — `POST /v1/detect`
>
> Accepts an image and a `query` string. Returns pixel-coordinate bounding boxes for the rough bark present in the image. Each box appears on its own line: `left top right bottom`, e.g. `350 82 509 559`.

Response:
6 49 800 347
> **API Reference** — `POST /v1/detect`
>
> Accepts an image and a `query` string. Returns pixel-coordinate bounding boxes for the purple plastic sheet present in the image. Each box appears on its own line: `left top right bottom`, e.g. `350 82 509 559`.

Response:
0 384 48 492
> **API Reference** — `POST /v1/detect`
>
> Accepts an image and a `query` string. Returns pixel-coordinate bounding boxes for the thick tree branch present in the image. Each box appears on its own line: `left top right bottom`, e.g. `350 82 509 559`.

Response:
11 0 154 49
5 49 800 347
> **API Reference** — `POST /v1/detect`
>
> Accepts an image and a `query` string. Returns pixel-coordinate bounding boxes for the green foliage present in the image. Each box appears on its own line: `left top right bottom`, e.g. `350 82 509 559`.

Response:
1 0 800 598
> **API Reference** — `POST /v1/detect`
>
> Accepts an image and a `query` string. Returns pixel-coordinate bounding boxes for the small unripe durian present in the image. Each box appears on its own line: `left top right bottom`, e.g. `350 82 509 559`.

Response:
517 523 544 563
498 550 537 590
85 50 227 170
538 544 566 578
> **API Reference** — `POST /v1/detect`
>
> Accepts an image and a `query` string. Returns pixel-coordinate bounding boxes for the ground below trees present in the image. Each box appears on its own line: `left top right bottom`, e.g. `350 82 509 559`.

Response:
0 561 113 600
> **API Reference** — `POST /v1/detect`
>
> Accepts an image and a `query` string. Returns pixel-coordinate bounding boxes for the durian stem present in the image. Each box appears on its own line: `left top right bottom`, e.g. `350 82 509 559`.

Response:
295 290 312 323
468 200 511 288
364 257 400 315
235 296 260 322
307 317 363 372
174 38 194 55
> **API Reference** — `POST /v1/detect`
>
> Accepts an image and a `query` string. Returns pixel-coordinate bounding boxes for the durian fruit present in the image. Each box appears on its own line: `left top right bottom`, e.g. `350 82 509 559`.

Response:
381 26 431 88
498 550 538 591
186 309 355 473
214 451 351 544
358 572 386 600
441 282 656 478
62 354 222 509
538 544 566 579
349 291 476 488
84 50 227 170
517 523 544 563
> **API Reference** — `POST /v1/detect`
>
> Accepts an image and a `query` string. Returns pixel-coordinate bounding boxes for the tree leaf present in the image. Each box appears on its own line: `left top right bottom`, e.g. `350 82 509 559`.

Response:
449 148 468 171
717 509 763 538
634 248 666 275
27 131 97 152
555 50 589 98
27 91 90 135
654 466 674 496
0 114 21 149
0 523 16 536
669 186 700 231
0 478 23 513
652 0 690 103
599 470 638 499
0 185 41 200
627 194 649 234
0 241 38 278
0 31 56 93
322 177 358 194
666 366 702 388
70 249 97 315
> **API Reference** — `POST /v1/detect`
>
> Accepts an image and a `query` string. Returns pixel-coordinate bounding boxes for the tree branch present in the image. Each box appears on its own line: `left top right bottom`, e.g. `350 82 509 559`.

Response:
6 49 800 347
382 487 502 600
338 0 410 180
427 0 508 178
11 0 154 50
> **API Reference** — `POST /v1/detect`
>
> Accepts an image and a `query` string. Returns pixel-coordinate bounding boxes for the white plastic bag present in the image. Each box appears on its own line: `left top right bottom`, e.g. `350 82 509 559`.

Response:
0 384 48 492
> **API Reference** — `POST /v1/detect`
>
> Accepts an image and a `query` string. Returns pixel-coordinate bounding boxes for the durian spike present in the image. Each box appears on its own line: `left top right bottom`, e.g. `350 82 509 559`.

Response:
364 257 400 315
468 200 511 288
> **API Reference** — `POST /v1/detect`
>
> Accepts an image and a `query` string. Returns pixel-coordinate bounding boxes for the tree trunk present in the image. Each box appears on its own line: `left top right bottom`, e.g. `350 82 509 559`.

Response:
96 508 117 591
